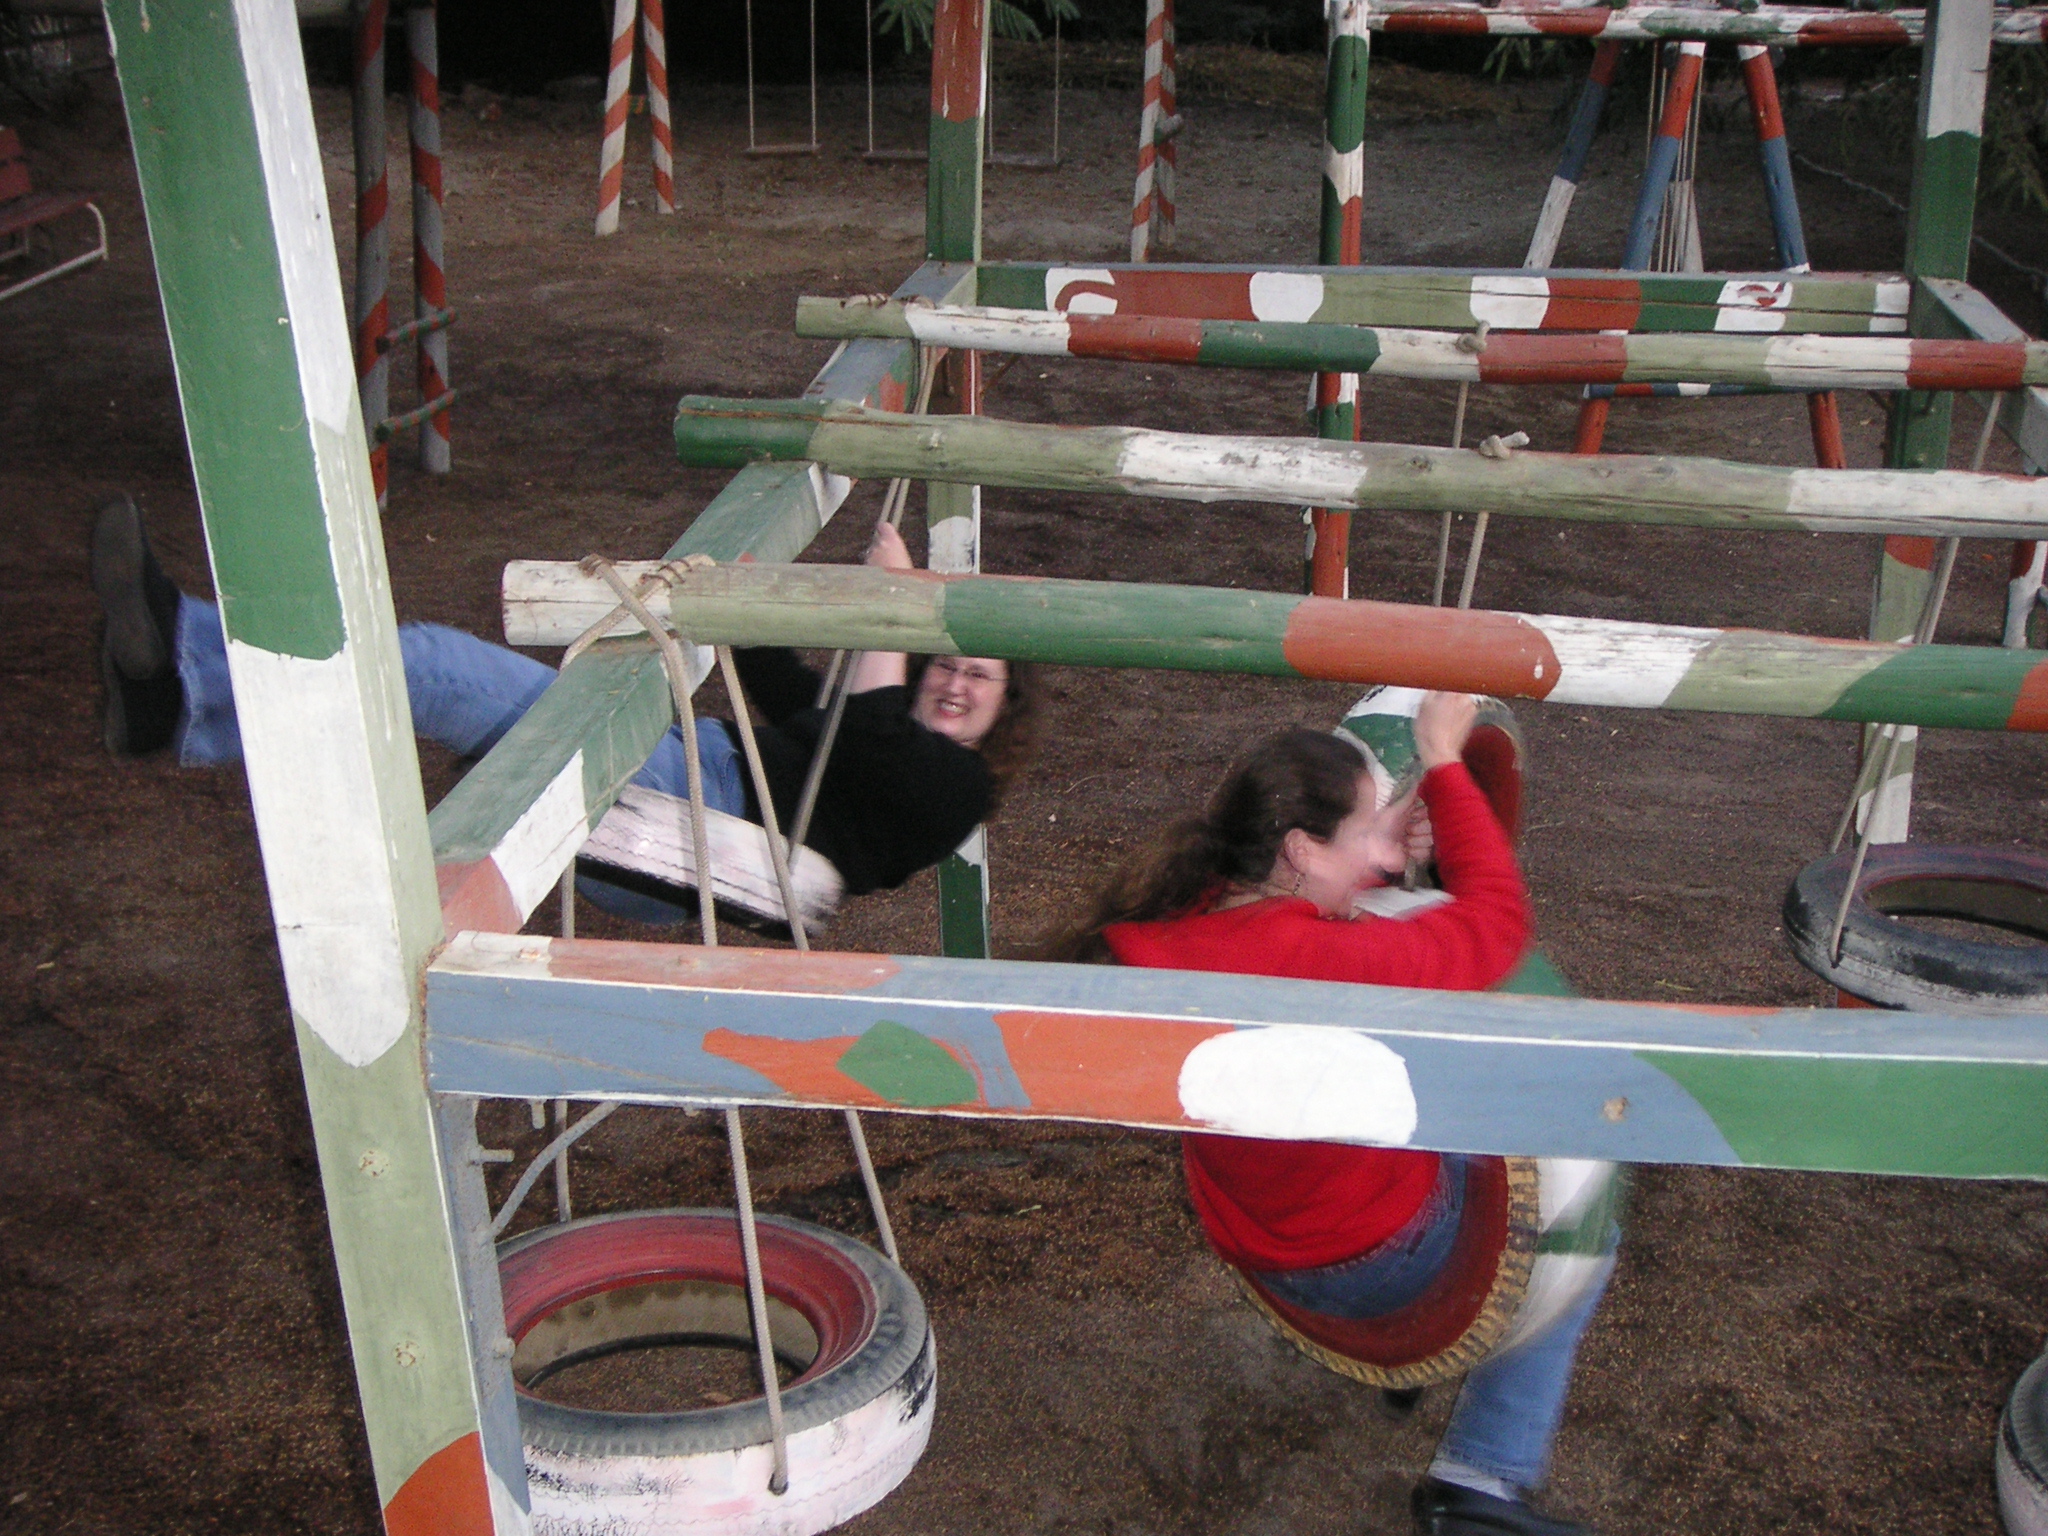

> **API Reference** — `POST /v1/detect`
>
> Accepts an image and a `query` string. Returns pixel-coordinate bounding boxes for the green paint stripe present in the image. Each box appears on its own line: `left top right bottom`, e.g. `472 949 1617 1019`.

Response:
1195 321 1383 373
1825 642 2036 731
1323 32 1370 158
1641 1052 2048 1179
110 0 343 660
1906 131 1984 283
937 576 1299 674
1665 633 1891 718
927 113 983 263
975 264 1051 308
937 854 991 959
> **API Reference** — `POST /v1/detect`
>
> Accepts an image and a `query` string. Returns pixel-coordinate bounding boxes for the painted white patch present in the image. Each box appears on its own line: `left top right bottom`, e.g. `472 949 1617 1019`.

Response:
1248 271 1325 324
1714 279 1792 332
1372 329 1479 381
488 1464 532 1536
1527 613 1716 708
1322 143 1364 205
1524 178 1575 269
1344 685 1428 720
927 510 979 575
1924 0 1993 139
1869 279 1912 333
1329 0 1370 40
1177 1026 1418 1144
1787 467 2048 537
1117 431 1363 507
808 462 853 528
1469 274 1550 331
1674 382 1711 397
952 824 989 872
226 642 415 1068
1536 1157 1608 1229
1857 744 1916 844
1763 334 1912 389
1046 267 1118 315
906 304 1071 356
489 753 590 920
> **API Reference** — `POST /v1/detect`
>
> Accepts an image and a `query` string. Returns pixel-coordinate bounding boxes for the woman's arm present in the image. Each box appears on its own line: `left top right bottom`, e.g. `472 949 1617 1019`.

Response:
846 522 913 695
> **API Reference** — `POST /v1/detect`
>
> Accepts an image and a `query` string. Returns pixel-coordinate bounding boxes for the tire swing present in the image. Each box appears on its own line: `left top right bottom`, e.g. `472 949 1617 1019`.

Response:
1782 843 2048 1012
2001 1350 2048 1536
502 1211 935 1536
1230 688 1623 1390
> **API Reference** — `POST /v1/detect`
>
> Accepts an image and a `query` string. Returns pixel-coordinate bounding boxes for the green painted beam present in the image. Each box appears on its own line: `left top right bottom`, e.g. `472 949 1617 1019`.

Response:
500 562 2048 734
667 397 2048 539
926 0 987 262
106 3 521 1530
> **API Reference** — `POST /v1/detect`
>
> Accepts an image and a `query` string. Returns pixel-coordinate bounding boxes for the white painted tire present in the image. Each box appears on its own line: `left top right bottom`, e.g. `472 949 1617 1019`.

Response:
500 1209 934 1536
2001 1351 2048 1536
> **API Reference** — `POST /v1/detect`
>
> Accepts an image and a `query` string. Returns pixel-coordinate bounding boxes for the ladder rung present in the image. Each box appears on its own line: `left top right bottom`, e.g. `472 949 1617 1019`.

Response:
377 305 457 354
372 389 458 442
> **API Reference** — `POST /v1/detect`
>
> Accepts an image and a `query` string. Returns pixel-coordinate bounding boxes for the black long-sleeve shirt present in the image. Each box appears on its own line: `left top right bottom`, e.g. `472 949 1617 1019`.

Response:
732 648 991 897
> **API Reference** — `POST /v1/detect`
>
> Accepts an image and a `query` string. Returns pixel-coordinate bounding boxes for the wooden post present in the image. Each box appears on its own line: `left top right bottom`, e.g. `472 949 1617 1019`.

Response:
353 0 391 506
1865 0 1995 842
104 3 523 1532
1310 0 1370 597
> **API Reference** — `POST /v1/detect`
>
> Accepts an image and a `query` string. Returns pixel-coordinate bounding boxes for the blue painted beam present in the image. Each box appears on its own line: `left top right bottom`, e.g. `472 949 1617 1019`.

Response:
425 933 2048 1181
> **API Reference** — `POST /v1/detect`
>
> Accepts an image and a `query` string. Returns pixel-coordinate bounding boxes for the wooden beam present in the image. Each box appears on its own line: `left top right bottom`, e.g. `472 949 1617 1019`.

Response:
795 296 2048 390
425 932 2048 1181
668 397 2048 540
973 263 1912 332
105 3 524 1530
500 561 2048 734
1362 1 2044 44
926 0 987 262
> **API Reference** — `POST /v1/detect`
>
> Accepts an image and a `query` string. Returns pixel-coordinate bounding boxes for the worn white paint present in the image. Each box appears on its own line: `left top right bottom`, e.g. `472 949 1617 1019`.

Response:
928 507 979 574
1923 0 1993 140
1783 464 2048 535
1179 1025 1418 1143
490 753 592 921
904 303 1069 355
1116 431 1363 507
1713 278 1792 333
1470 274 1551 331
489 1466 532 1536
1372 329 1481 380
1530 614 1715 708
1046 266 1118 315
594 0 636 235
1762 334 1914 389
1249 271 1325 323
1524 177 1575 269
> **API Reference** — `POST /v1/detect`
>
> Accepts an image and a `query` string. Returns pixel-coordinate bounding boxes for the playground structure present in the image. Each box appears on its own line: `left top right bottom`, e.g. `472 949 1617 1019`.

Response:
100 1 2048 1533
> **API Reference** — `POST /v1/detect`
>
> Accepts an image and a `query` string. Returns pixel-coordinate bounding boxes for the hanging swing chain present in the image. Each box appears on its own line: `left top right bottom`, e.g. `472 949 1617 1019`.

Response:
1823 394 2007 965
489 1100 619 1238
725 1105 792 1496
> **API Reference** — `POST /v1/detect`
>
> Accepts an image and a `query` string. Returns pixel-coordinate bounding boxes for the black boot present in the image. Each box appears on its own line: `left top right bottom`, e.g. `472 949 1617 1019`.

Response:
91 496 183 757
1411 1477 1591 1536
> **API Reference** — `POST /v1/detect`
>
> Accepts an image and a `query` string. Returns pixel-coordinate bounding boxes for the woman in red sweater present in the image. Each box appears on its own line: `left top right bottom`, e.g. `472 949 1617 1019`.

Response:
1054 694 1610 1536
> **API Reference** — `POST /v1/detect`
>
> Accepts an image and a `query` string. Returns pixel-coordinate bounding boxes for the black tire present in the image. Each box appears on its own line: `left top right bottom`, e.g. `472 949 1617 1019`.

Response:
1782 844 2048 1012
2001 1351 2048 1536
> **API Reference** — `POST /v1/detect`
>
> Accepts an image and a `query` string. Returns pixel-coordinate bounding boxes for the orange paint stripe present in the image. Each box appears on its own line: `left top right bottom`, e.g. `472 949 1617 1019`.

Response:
383 1432 496 1536
1281 598 1562 698
2007 660 2048 732
1478 332 1628 384
1067 313 1203 363
996 1011 1233 1124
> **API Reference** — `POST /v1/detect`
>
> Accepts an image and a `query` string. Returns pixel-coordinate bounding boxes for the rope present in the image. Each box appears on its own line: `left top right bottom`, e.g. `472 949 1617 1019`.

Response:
714 645 812 948
843 1108 900 1262
490 1101 619 1237
1792 151 2048 296
725 1105 791 1495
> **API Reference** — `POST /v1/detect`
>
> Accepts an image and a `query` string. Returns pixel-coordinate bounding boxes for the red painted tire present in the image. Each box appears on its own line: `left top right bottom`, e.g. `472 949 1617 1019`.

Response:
1783 844 2048 1012
500 1209 933 1535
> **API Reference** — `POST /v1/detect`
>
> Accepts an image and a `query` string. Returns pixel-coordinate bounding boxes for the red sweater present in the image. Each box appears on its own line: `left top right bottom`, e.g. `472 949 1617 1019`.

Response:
1102 762 1532 1272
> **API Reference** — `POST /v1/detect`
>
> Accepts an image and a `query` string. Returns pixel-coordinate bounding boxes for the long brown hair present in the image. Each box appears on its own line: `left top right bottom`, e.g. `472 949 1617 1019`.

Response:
907 654 1041 812
1044 727 1367 962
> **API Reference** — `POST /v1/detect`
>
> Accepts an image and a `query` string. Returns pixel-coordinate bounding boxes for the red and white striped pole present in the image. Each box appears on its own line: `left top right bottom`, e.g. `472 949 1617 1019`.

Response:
353 0 391 504
1130 0 1177 260
407 0 451 474
595 0 637 236
643 0 675 214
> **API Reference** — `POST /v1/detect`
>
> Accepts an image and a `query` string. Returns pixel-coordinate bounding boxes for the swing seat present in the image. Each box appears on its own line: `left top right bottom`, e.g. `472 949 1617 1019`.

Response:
582 784 844 929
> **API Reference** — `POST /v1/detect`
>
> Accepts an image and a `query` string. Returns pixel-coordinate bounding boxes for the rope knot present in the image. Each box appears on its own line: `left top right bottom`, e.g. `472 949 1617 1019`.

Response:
1456 320 1491 355
1476 431 1530 461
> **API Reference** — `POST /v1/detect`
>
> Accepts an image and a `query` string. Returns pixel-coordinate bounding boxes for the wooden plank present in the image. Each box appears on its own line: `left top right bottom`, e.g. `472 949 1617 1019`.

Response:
666 397 2048 540
425 933 2048 1181
500 561 2048 734
1362 2 2045 45
426 262 976 934
105 2 523 1529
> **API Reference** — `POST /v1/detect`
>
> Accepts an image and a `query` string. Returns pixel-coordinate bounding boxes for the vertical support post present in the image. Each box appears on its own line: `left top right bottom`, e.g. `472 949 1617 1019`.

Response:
928 0 990 955
1130 0 1171 260
406 1 451 476
1525 40 1622 270
2008 541 2047 648
1865 0 1993 841
928 0 989 263
353 0 391 506
595 0 638 236
643 0 675 214
1308 0 1369 598
105 3 524 1531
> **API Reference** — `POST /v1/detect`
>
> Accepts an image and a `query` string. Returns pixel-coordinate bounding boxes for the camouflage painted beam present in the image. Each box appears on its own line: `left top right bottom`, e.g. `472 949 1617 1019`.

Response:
977 263 1911 333
795 296 2048 390
428 262 973 936
105 3 524 1530
1362 2 2045 45
500 562 2048 734
425 932 2048 1181
669 398 2048 540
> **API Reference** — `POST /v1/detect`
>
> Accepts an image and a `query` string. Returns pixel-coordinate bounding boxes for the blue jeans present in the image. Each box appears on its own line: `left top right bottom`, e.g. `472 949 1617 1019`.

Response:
1254 1155 1615 1494
174 598 747 923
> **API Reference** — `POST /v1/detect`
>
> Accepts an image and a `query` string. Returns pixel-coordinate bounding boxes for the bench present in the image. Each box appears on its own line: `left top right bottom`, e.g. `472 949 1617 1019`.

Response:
0 126 106 303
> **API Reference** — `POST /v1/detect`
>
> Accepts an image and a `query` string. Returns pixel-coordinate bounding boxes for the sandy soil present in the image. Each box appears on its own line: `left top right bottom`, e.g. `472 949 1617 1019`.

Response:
4 46 2048 1536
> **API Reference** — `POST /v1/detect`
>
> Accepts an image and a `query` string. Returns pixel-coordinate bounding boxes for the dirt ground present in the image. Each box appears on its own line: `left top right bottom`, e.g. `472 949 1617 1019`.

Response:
6 42 2048 1536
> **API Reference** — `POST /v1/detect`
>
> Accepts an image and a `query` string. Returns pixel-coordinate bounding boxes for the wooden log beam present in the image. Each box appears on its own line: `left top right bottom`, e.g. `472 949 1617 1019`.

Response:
1923 278 2048 473
500 562 2048 734
425 932 2048 1181
426 262 973 936
669 397 2048 540
796 295 2048 391
973 263 1912 332
1361 2 2045 45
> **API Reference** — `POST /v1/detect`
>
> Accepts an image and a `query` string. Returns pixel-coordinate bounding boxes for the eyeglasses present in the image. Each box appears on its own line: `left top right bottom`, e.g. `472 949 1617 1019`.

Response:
927 658 1008 688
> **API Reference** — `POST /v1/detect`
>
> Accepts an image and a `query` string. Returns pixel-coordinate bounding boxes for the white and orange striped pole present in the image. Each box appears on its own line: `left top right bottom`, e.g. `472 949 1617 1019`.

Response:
407 0 451 473
1130 0 1177 260
595 0 637 236
353 0 391 504
642 0 675 214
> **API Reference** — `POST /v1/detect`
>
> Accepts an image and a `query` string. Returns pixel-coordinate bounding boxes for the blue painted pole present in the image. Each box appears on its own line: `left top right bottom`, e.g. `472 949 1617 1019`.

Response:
1621 41 1707 271
1524 40 1625 268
